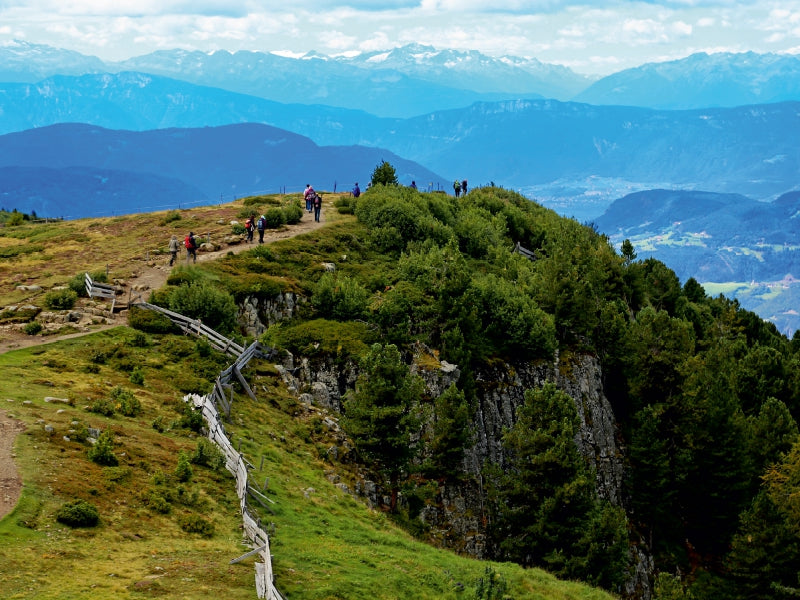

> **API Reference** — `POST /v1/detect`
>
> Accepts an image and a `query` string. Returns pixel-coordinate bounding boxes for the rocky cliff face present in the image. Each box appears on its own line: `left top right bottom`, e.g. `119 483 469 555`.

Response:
238 292 302 337
254 298 649 597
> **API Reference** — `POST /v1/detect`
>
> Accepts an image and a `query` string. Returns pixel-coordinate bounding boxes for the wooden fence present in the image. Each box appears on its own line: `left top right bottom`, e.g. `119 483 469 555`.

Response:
84 272 122 312
133 301 282 599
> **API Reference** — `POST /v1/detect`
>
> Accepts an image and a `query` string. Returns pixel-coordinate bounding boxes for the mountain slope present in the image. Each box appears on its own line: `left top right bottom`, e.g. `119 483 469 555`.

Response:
2 73 799 202
0 123 446 218
574 52 800 109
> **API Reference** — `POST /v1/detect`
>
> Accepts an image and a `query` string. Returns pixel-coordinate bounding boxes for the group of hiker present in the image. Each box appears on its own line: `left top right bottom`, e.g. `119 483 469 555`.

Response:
167 177 468 266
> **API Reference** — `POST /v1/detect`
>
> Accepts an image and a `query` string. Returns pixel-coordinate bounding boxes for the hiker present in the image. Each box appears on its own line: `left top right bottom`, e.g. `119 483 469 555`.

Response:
168 235 180 266
410 180 417 190
352 182 361 198
304 184 316 213
313 191 323 222
454 180 461 197
257 214 266 243
244 213 255 243
461 179 468 195
184 231 197 263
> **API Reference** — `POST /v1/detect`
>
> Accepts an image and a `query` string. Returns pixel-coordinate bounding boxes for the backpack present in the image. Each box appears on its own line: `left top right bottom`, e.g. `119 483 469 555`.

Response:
257 216 266 231
184 235 195 250
245 218 252 230
314 193 322 208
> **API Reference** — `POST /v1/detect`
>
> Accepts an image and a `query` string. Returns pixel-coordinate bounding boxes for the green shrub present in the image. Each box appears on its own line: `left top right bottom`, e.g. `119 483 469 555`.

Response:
128 331 150 347
178 514 215 537
177 404 205 433
312 272 369 320
90 397 116 417
143 490 171 514
175 451 193 483
129 367 145 386
56 499 100 527
191 438 225 470
87 430 118 466
23 321 42 335
283 201 304 225
127 306 176 333
167 281 238 334
160 210 182 225
44 288 78 310
231 223 246 235
264 207 285 229
110 386 142 416
335 196 355 214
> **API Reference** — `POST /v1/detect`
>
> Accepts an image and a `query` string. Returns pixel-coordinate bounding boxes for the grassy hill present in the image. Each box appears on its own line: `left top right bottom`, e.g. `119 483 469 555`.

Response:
0 194 615 599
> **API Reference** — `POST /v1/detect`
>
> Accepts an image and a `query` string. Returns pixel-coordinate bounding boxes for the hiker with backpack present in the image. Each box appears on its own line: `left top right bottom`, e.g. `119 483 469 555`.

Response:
257 214 266 243
454 180 461 197
168 235 180 266
313 191 323 222
184 231 197 263
244 214 255 243
304 184 316 213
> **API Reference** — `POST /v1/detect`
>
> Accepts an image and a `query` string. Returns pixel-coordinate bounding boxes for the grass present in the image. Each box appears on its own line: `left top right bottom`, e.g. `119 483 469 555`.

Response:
0 195 617 600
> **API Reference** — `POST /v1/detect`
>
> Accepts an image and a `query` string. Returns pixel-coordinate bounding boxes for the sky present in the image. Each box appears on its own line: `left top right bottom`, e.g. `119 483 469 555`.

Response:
1 0 799 75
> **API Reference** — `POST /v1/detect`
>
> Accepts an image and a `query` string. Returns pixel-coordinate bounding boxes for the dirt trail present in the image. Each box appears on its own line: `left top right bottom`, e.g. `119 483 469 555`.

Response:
0 211 327 521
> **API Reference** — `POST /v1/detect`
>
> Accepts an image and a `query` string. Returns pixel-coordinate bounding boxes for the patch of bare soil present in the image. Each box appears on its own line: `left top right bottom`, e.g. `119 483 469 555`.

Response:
0 410 25 521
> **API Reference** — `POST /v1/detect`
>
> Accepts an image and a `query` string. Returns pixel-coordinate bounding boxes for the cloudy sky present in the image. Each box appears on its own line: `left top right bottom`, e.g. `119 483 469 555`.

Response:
1 0 799 75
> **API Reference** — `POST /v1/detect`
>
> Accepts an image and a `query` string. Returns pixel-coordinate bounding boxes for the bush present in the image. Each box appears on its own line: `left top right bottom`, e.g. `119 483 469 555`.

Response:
178 404 205 433
167 281 238 334
129 367 145 386
264 207 285 229
87 430 118 466
110 386 142 416
313 272 369 320
23 321 42 335
191 438 225 470
44 288 78 310
56 499 100 527
231 223 246 235
178 514 215 537
127 306 176 333
90 397 116 417
175 451 193 482
283 201 304 225
160 210 182 225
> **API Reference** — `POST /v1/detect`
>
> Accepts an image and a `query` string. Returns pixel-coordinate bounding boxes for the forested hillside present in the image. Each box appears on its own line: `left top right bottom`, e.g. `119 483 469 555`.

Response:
133 180 800 598
2 181 799 599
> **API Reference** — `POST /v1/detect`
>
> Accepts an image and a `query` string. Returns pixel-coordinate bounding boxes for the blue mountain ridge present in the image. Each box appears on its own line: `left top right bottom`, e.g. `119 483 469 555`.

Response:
0 123 447 219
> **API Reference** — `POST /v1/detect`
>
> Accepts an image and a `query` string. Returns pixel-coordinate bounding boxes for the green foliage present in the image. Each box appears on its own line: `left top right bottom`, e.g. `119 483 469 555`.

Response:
164 280 238 334
175 450 194 483
472 566 509 600
159 210 182 225
191 438 225 470
177 514 215 537
342 343 424 510
262 318 373 362
486 383 629 588
87 430 118 466
231 223 246 235
264 207 286 228
129 366 144 387
422 383 471 479
110 386 142 416
55 499 100 528
23 320 42 335
369 160 399 187
44 288 78 310
312 272 370 320
127 305 177 333
177 404 205 433
283 201 304 225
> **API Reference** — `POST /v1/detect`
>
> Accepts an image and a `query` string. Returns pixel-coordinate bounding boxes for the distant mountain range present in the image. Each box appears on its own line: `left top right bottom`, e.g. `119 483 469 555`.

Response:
3 40 800 115
1 72 797 203
0 123 446 218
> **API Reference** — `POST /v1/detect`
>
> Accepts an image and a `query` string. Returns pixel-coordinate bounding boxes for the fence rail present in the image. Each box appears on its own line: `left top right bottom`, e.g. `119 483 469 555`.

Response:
133 301 282 599
85 272 122 312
